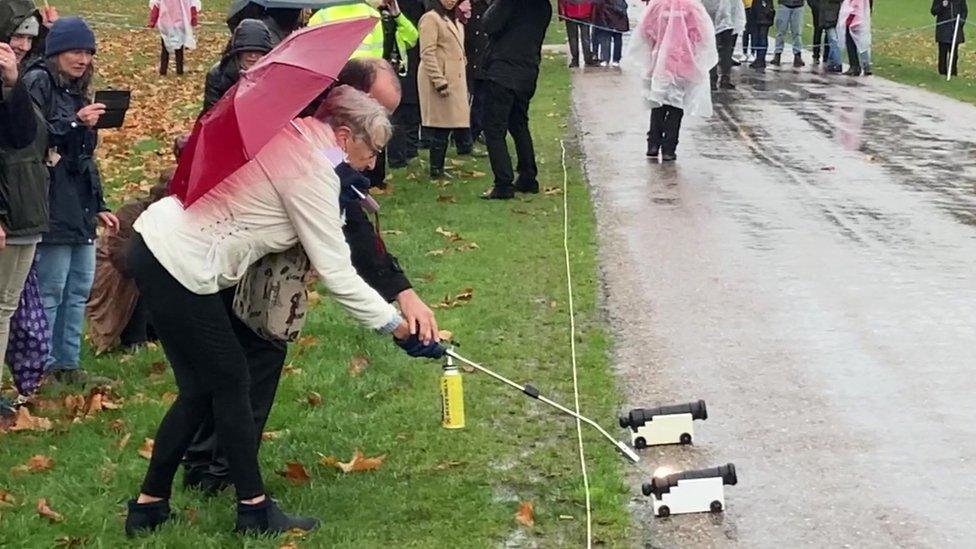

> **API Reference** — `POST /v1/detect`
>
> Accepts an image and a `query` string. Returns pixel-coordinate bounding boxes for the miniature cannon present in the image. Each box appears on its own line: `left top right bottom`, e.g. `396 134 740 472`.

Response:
619 400 707 448
642 463 737 517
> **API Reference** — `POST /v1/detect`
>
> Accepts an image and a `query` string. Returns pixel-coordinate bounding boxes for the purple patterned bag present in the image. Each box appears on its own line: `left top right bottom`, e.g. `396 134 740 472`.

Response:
4 259 49 396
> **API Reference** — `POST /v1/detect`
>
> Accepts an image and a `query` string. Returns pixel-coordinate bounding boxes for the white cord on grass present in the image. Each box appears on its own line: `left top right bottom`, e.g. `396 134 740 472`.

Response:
560 138 593 549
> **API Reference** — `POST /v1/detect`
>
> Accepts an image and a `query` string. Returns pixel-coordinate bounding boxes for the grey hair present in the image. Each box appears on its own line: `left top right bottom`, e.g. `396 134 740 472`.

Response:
315 85 393 149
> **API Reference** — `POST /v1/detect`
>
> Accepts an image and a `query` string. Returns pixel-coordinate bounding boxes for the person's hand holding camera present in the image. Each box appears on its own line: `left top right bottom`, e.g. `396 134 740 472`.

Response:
77 103 107 128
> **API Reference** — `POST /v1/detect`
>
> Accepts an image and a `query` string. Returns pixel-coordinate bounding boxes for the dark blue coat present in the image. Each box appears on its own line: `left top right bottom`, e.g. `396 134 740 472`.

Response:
22 59 107 245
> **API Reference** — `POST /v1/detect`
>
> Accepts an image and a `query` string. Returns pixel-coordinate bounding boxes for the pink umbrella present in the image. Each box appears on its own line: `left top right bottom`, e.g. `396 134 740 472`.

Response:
171 17 377 206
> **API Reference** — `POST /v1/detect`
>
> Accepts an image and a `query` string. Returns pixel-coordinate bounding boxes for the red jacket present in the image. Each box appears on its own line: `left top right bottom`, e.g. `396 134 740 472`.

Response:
559 0 594 20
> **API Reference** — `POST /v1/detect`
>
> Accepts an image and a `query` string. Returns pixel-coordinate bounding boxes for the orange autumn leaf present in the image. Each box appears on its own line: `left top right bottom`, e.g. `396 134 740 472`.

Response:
347 354 370 377
37 498 63 523
307 392 323 407
117 432 132 450
9 407 53 432
138 438 155 460
109 418 127 433
262 430 285 441
515 501 535 527
0 489 16 507
12 454 55 474
279 461 312 485
296 335 318 348
320 449 386 473
438 329 454 341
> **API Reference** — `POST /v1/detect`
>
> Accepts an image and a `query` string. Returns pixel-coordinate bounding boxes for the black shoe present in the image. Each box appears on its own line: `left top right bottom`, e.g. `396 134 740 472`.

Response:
862 67 873 76
0 396 16 418
125 499 171 537
844 67 861 76
771 53 781 66
235 499 319 535
719 76 735 90
514 178 540 194
480 187 515 200
584 59 600 67
456 148 473 156
793 54 805 68
429 169 445 179
568 60 579 68
825 65 843 74
388 160 408 169
661 152 677 162
646 145 660 158
812 57 821 65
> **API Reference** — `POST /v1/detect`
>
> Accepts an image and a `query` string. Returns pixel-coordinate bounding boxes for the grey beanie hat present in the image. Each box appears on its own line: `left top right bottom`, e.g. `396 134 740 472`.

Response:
14 14 39 37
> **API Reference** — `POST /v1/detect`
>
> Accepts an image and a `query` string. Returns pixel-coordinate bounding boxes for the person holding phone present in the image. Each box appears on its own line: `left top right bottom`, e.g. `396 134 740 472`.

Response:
22 16 118 387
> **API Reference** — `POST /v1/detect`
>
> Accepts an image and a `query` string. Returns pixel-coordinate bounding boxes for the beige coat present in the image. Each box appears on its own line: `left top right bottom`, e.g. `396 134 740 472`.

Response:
418 11 469 129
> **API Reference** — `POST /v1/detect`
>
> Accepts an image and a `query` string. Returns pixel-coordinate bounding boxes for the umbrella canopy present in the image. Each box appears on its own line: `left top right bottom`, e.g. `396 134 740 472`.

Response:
170 17 377 206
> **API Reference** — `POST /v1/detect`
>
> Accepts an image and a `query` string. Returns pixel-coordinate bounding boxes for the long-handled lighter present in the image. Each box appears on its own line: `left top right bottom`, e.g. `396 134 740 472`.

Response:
446 350 640 463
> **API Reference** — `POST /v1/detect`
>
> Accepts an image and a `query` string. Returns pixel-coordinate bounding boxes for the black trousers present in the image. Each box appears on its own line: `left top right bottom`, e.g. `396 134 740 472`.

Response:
483 80 538 189
183 290 287 481
743 8 756 55
128 235 264 501
565 20 593 64
810 7 829 61
711 29 736 81
753 24 771 65
119 296 155 347
648 105 684 155
846 28 860 70
388 102 421 167
939 42 961 76
426 127 454 174
469 78 487 141
160 39 184 76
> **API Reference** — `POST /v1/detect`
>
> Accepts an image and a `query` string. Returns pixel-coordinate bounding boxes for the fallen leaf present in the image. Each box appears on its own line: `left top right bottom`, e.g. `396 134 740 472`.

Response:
296 335 319 348
543 187 563 196
436 194 457 204
185 508 198 524
348 354 370 377
433 460 465 470
515 501 535 527
279 542 300 549
456 242 480 252
283 363 303 376
438 330 454 341
150 361 168 374
262 430 286 441
455 288 474 302
117 432 132 450
138 438 155 460
307 290 321 307
435 226 463 242
320 449 386 473
307 392 323 407
161 391 177 404
37 498 63 523
558 514 575 520
9 407 52 432
432 288 475 310
12 454 55 474
0 490 15 507
381 229 403 236
425 248 447 257
54 536 88 548
279 461 312 484
465 170 487 179
109 418 127 433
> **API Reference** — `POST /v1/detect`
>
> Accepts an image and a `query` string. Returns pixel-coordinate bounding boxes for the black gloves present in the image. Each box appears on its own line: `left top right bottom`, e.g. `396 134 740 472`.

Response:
395 333 447 359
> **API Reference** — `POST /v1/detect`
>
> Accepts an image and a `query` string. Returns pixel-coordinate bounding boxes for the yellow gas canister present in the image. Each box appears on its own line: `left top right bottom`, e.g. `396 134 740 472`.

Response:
440 354 465 429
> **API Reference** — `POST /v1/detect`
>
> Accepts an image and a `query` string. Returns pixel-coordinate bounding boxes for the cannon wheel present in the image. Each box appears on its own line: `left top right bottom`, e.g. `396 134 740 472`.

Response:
680 433 692 445
710 500 723 513
657 505 671 518
634 437 647 449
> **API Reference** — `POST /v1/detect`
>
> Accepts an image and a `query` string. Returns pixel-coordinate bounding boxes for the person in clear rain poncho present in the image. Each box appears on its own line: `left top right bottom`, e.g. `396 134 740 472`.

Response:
626 0 717 162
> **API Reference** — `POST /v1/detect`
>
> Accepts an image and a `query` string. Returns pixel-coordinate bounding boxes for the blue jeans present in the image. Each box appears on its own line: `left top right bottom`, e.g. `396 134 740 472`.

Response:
825 27 843 68
774 6 804 54
36 244 95 371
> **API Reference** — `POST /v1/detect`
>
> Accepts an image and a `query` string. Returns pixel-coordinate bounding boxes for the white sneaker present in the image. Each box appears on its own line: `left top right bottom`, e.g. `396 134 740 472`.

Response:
599 61 608 67
611 61 620 68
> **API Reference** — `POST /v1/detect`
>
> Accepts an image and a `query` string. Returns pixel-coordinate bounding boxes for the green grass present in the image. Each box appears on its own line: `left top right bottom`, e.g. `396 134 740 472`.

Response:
871 0 976 103
0 2 630 545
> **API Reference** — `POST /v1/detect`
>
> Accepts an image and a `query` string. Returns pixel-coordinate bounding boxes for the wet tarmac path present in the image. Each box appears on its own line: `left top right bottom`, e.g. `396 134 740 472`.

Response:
572 40 976 549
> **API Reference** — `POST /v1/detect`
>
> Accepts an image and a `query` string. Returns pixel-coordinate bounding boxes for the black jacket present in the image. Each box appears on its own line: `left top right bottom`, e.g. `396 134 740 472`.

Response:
593 0 629 32
203 19 274 115
465 0 490 82
753 0 776 27
23 59 106 245
336 164 411 302
482 0 552 93
395 0 426 106
0 81 49 238
933 0 968 43
820 0 842 27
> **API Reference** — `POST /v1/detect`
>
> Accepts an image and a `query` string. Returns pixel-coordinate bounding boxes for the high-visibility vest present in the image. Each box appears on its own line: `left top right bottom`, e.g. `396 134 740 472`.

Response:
308 3 419 73
309 3 386 58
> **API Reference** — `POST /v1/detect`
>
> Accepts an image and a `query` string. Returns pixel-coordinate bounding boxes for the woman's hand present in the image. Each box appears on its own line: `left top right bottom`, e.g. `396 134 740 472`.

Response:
396 289 438 344
97 211 120 234
77 103 106 128
0 43 18 87
436 84 450 98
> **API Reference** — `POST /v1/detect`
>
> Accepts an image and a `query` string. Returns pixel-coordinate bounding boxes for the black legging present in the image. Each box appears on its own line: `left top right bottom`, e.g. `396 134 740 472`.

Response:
128 234 264 501
159 39 184 76
809 5 829 61
939 42 960 75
